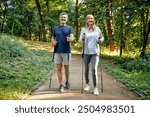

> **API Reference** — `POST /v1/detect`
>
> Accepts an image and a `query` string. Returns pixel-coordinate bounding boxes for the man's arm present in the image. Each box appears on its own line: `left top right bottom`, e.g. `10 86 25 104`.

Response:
51 36 57 46
67 33 74 42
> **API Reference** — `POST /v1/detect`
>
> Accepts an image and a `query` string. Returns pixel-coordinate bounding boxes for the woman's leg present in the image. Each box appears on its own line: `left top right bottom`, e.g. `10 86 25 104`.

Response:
91 54 99 88
84 54 91 84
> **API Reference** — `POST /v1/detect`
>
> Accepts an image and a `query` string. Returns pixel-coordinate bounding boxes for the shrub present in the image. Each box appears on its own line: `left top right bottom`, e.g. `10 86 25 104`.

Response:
0 35 28 58
0 34 55 99
122 57 150 72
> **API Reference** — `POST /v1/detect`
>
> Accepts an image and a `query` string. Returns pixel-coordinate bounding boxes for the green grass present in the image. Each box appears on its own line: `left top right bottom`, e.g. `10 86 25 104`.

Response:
102 54 150 99
0 34 55 99
72 41 150 99
1 33 149 99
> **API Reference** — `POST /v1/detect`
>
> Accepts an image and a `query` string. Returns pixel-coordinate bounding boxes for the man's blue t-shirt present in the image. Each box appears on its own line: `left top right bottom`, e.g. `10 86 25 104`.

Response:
53 25 73 53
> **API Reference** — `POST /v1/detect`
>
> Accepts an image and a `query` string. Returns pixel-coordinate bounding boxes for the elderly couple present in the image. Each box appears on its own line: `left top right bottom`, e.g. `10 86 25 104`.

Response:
51 12 104 96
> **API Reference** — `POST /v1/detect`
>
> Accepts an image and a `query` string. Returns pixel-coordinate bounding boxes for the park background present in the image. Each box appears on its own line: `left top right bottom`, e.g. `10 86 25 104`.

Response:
0 0 149 99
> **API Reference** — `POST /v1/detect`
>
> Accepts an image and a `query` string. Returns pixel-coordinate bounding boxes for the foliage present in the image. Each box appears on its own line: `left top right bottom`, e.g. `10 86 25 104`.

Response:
0 34 55 99
0 0 150 99
1 0 149 55
103 53 150 99
0 34 28 58
122 57 150 72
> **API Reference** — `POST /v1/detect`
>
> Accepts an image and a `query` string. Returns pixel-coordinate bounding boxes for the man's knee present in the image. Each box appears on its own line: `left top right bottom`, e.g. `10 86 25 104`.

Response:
57 64 62 71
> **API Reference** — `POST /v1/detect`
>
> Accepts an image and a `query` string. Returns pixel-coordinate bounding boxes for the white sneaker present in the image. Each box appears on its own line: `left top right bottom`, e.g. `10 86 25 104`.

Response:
84 85 90 91
93 88 99 96
59 85 64 92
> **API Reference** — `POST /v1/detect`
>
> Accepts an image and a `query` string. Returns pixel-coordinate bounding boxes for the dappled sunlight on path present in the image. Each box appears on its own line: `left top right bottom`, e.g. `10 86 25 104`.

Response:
29 54 139 100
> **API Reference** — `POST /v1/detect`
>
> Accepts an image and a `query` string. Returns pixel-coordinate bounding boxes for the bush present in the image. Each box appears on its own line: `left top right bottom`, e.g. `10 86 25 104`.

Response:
0 34 55 99
122 57 150 72
103 53 150 72
103 53 150 99
0 50 55 99
0 35 28 58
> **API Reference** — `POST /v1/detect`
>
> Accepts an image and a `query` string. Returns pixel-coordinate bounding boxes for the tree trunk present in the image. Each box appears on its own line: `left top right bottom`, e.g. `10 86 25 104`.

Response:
75 0 79 40
46 0 53 37
27 13 32 40
0 2 7 33
140 9 150 57
101 20 107 41
38 25 42 41
106 0 115 52
11 21 14 35
35 0 46 42
119 0 124 57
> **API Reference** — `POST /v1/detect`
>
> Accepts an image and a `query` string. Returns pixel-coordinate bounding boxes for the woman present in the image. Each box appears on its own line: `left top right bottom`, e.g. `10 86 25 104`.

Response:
79 14 104 95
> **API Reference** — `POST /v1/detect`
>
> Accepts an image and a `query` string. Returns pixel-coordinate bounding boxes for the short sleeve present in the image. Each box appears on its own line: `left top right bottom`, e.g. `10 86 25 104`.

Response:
69 26 73 34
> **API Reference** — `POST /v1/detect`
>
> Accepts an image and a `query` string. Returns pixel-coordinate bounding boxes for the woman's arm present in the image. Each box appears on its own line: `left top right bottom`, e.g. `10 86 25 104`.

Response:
79 28 86 44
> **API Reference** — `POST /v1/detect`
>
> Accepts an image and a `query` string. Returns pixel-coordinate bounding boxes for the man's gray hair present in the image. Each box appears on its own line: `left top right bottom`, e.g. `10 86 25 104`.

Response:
59 12 68 18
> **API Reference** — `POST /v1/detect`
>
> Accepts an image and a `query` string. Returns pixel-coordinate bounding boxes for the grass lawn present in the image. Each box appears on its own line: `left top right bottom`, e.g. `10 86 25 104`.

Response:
0 34 55 99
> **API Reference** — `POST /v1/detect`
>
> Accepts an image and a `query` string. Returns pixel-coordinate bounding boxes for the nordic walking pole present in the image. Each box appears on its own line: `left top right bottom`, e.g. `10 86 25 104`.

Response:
50 37 56 89
81 33 86 94
98 37 103 93
51 37 56 62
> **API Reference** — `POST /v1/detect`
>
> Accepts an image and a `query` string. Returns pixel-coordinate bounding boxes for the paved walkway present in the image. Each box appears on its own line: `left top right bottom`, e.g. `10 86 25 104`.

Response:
29 54 139 100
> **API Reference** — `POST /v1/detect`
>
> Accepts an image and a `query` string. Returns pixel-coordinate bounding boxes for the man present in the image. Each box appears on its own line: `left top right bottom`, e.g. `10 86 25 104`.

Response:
51 12 74 92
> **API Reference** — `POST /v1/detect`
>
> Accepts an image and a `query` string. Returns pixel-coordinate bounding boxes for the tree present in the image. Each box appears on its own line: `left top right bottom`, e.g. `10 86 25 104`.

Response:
45 0 53 36
0 0 7 33
106 0 115 52
75 0 79 40
119 0 124 56
139 1 150 57
35 0 46 42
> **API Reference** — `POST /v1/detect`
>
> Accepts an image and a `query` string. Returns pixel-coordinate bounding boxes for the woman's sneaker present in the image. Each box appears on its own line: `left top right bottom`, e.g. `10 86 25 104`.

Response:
59 84 64 92
93 88 99 96
84 85 90 91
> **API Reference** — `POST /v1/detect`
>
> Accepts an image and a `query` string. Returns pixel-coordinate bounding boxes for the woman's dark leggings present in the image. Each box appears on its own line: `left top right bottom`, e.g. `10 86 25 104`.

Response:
84 54 99 87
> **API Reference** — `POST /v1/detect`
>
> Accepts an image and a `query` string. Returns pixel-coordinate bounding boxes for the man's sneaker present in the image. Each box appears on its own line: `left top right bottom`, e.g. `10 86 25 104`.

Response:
65 82 70 89
84 85 90 91
59 85 64 92
93 88 99 96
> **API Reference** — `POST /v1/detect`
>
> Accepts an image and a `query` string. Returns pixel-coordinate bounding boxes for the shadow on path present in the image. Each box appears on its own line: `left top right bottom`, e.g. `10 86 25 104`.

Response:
29 54 139 100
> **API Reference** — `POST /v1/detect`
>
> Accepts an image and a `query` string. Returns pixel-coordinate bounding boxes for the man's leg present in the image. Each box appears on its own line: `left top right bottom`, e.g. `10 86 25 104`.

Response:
64 65 69 83
63 53 71 89
54 53 64 92
57 64 64 92
57 64 63 85
64 65 70 89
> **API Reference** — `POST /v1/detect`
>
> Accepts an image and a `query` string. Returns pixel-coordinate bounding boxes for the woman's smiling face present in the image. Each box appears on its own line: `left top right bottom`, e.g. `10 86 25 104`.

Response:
86 15 94 26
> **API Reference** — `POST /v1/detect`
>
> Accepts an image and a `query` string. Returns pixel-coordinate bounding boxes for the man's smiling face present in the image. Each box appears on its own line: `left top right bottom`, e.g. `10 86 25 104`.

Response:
60 15 68 25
